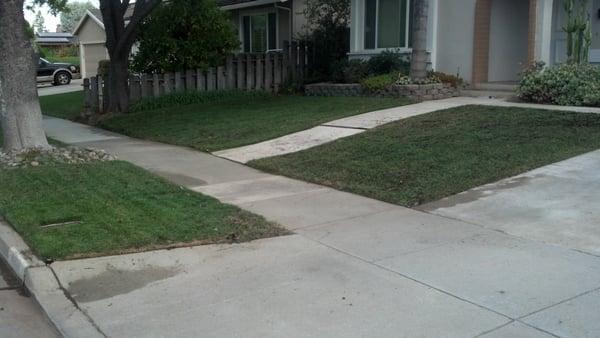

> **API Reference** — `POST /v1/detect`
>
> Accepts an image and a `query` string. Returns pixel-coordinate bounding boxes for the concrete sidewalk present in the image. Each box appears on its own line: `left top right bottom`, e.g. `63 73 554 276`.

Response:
214 97 600 163
40 114 600 337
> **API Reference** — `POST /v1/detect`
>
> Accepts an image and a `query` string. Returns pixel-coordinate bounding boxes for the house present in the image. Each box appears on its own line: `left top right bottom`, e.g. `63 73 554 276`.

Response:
35 32 77 51
218 0 308 52
73 8 135 79
349 0 600 87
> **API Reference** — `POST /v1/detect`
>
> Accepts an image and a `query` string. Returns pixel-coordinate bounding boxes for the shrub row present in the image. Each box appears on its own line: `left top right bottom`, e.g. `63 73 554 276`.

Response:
517 62 600 107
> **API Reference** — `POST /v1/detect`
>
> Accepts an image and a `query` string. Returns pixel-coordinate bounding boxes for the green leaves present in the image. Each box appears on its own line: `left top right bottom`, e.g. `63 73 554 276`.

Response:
131 0 239 73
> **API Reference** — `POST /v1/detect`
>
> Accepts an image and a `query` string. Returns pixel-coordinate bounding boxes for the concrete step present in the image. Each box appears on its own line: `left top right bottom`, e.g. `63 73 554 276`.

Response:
461 89 517 100
474 82 517 91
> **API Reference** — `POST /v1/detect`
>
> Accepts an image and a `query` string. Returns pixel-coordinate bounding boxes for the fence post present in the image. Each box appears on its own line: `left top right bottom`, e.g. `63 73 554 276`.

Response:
226 56 235 89
274 53 282 93
264 53 272 92
186 70 194 90
99 75 108 113
289 40 298 83
140 74 149 98
298 41 306 81
164 73 172 94
217 66 226 90
152 73 160 97
197 69 206 92
174 71 183 92
282 42 290 85
83 78 91 110
246 54 254 89
236 55 245 90
129 74 140 103
255 54 263 90
207 68 215 91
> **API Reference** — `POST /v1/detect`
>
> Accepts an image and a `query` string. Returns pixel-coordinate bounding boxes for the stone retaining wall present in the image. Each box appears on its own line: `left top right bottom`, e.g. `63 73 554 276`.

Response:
305 83 460 101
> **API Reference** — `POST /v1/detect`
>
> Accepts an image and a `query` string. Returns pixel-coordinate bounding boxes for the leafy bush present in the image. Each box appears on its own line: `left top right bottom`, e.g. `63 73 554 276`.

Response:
361 73 398 92
131 0 238 73
517 62 600 107
367 50 410 75
397 74 441 85
332 59 370 83
429 71 464 88
300 0 350 81
130 90 272 112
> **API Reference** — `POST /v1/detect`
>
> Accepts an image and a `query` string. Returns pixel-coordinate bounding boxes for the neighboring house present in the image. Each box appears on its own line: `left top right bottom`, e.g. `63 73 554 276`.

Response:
218 0 308 53
35 32 77 50
73 8 134 78
349 0 600 86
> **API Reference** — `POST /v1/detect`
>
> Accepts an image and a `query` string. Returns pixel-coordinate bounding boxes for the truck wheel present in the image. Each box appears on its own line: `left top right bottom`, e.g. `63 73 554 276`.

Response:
53 71 71 86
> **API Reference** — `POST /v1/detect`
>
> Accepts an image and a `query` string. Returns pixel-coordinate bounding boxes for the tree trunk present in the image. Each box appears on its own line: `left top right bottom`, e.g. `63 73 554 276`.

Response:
409 0 429 80
105 55 130 114
0 0 49 151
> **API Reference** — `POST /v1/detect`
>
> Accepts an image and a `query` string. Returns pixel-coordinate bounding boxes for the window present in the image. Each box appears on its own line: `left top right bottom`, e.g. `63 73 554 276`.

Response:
242 13 277 53
364 0 411 49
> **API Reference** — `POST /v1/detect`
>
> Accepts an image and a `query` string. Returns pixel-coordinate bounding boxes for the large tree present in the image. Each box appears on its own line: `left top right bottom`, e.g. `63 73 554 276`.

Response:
409 0 428 80
99 0 161 114
60 1 96 33
0 1 65 151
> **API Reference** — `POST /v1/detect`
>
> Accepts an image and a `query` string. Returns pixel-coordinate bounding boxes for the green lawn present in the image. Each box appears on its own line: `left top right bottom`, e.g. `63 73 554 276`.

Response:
0 161 287 260
40 91 84 120
101 95 411 152
250 105 600 207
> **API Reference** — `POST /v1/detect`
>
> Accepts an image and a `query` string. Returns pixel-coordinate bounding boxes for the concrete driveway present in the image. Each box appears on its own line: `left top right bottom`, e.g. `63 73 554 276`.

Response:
421 150 600 256
38 78 83 97
39 116 600 338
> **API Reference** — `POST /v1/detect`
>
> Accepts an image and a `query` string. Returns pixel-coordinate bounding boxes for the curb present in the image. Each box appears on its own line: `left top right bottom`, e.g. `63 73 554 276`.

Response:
0 220 105 338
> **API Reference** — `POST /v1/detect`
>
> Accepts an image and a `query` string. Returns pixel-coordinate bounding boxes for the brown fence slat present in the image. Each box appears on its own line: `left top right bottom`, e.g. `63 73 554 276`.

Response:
226 56 235 89
245 54 253 90
236 56 245 90
186 70 194 90
207 68 215 91
217 66 225 90
197 70 206 92
255 54 263 90
83 48 312 113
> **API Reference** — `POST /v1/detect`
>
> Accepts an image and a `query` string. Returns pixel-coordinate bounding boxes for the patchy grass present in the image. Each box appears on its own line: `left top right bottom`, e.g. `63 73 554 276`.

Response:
250 105 600 207
0 161 288 260
101 95 411 152
40 91 84 120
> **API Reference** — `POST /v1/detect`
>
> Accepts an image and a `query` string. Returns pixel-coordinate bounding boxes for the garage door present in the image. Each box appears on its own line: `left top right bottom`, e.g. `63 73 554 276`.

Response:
82 43 108 78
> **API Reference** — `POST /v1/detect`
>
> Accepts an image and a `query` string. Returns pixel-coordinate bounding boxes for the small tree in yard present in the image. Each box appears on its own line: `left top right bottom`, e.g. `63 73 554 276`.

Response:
300 0 350 80
98 0 162 114
33 10 45 33
131 0 239 74
409 0 428 80
0 0 68 151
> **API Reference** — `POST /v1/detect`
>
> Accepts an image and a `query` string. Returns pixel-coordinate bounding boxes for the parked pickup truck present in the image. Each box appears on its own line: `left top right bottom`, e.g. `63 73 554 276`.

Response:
37 57 80 86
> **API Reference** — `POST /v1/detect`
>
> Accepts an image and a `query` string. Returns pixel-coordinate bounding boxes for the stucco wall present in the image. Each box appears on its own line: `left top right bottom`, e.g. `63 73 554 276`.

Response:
434 0 477 81
488 0 529 82
76 17 105 43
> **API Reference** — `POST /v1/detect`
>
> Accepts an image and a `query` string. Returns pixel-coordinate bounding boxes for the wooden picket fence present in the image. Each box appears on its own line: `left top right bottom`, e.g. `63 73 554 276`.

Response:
84 42 311 114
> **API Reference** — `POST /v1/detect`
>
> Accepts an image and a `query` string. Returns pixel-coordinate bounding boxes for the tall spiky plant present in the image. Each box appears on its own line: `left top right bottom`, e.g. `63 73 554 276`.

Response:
562 0 592 64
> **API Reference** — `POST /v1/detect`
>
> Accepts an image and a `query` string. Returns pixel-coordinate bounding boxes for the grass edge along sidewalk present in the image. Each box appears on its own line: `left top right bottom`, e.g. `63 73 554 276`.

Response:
250 105 600 207
0 160 289 261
